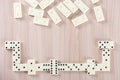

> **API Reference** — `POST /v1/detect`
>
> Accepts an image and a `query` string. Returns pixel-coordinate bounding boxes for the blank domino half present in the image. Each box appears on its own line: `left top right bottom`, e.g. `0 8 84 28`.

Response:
94 6 105 22
74 0 89 13
25 0 39 8
28 7 44 17
56 3 72 18
5 41 114 75
63 0 78 13
72 14 88 27
33 17 49 26
13 2 22 18
39 0 54 9
47 8 61 24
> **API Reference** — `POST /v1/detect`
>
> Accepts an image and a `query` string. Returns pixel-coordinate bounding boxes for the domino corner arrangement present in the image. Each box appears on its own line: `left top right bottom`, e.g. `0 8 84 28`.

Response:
5 41 114 75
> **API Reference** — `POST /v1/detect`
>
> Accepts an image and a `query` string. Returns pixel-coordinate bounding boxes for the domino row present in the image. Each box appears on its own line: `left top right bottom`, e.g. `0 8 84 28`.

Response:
5 41 114 75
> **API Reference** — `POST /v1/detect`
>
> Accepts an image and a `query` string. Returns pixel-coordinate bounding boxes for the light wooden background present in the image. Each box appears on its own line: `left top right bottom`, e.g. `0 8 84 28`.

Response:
0 0 120 80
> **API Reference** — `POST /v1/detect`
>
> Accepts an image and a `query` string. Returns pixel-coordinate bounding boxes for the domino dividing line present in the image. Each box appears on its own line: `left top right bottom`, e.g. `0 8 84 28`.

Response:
5 41 114 75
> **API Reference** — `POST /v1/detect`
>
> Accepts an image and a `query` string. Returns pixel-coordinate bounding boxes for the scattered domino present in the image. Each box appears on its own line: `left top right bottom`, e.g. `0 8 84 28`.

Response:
93 6 105 22
72 14 88 27
33 17 49 26
39 0 54 9
74 0 89 13
56 3 72 18
13 2 22 18
28 7 44 17
25 0 39 8
63 0 78 13
91 0 99 4
47 8 61 24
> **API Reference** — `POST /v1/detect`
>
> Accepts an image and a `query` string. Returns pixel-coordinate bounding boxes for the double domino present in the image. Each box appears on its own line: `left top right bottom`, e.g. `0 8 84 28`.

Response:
13 2 22 18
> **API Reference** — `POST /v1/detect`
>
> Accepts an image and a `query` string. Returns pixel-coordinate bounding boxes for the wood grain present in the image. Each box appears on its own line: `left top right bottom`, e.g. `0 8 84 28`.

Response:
0 0 120 80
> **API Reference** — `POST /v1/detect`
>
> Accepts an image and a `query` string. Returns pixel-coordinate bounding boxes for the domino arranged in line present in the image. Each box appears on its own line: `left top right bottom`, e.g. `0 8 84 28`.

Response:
72 14 88 27
39 0 54 9
56 3 72 18
91 0 99 4
47 8 61 24
63 0 78 13
74 0 89 13
5 41 114 75
33 17 49 26
13 2 22 18
25 0 39 8
28 7 44 17
93 6 105 22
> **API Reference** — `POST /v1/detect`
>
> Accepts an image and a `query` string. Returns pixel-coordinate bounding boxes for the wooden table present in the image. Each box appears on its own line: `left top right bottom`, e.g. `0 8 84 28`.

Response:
0 0 120 80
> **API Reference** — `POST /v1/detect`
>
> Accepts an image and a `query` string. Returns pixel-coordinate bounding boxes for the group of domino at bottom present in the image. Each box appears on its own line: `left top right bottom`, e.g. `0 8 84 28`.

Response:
5 41 114 75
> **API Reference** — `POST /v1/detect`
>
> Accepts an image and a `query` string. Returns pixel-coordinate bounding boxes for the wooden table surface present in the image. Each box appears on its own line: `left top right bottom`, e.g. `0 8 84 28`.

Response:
0 0 120 80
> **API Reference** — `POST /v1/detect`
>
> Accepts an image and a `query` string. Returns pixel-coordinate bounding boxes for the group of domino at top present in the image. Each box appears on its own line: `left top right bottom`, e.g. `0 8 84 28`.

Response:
14 0 105 27
5 41 114 75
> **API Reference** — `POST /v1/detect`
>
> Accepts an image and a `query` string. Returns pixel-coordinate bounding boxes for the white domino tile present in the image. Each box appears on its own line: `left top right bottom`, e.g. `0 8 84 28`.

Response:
33 17 49 26
74 0 89 13
39 0 54 9
27 59 36 75
50 59 58 75
28 7 44 17
63 0 78 13
91 0 99 4
72 14 88 27
5 41 114 75
98 41 114 49
87 59 96 75
93 6 105 22
47 8 61 24
25 0 39 8
56 3 72 18
13 2 22 18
